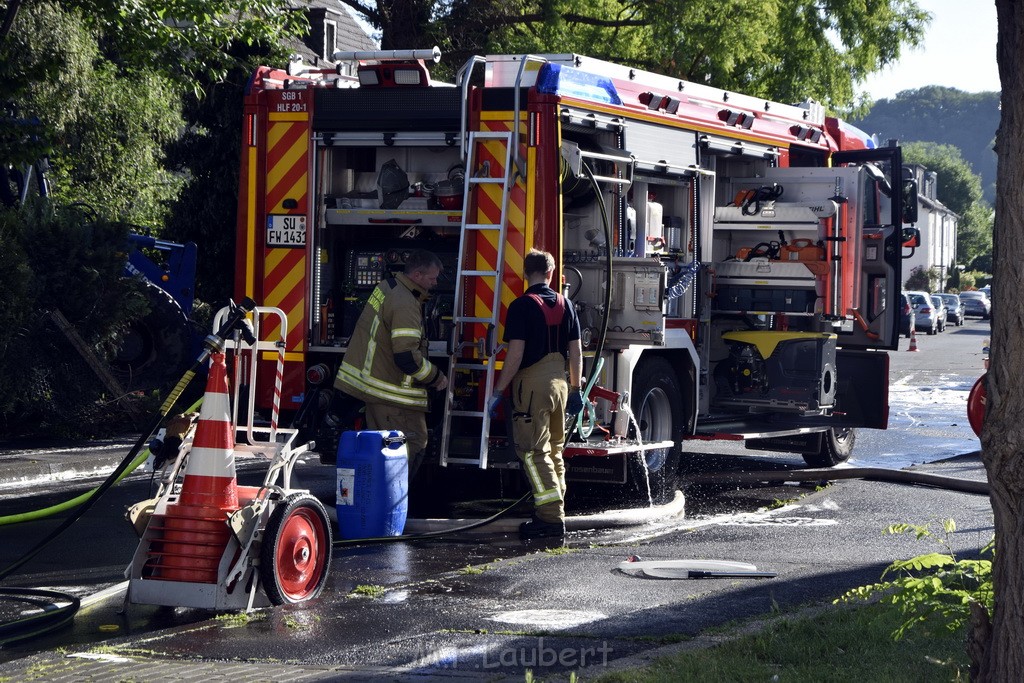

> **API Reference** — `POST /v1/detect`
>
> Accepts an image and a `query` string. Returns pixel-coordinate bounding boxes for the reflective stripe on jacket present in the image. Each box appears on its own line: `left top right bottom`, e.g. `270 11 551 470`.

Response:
334 272 438 411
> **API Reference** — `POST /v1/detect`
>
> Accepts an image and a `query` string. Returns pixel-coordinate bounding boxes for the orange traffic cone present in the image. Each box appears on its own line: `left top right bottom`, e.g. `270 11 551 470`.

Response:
151 353 240 583
908 326 919 352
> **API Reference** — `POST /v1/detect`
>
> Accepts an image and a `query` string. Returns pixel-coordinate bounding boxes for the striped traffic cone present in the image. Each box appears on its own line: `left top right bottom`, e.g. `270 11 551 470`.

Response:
177 352 238 510
151 353 240 583
908 326 919 352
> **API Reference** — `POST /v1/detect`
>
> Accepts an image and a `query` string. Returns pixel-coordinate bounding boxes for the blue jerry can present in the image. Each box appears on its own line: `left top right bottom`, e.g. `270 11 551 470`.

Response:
336 430 408 539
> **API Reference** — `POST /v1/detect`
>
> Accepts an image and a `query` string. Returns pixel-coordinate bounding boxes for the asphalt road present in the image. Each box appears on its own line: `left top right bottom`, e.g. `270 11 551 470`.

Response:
0 319 993 680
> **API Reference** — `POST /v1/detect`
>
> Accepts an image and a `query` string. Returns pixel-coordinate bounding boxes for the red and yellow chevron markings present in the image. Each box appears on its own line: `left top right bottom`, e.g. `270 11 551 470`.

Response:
262 112 308 354
469 119 528 351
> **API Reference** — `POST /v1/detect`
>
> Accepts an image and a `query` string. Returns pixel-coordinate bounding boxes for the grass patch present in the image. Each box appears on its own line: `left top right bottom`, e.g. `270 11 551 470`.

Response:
214 611 265 628
350 584 387 598
544 545 575 556
765 498 797 511
458 564 492 575
593 602 967 682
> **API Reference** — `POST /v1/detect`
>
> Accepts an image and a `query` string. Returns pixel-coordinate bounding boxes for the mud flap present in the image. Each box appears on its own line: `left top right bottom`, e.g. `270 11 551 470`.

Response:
833 348 889 429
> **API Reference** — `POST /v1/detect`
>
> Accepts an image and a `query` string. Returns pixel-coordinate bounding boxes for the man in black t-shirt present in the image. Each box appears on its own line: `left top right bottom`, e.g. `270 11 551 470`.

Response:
489 250 583 540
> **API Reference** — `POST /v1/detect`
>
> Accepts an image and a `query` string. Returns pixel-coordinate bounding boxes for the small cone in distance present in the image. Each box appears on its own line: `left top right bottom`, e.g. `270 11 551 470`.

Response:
908 326 919 352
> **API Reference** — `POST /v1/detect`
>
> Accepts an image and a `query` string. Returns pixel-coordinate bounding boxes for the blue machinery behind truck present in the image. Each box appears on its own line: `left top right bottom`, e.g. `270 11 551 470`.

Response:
116 233 202 392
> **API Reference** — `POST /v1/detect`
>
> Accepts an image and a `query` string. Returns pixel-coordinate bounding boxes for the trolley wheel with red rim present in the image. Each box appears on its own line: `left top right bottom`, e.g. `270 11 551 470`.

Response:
260 492 333 605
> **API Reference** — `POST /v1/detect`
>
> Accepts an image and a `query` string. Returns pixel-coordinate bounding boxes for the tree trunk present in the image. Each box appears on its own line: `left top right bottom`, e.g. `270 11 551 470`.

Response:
979 1 1024 680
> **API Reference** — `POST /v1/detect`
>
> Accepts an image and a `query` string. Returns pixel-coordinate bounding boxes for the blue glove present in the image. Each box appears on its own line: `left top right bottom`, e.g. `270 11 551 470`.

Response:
566 390 584 417
487 394 504 418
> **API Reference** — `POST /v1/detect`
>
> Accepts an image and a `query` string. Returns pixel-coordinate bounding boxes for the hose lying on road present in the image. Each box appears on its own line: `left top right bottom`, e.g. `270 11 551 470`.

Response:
0 587 81 646
333 492 533 546
684 465 990 495
402 490 687 534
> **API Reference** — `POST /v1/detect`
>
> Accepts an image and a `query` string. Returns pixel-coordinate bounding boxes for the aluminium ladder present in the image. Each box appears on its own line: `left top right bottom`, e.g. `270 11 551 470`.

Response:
439 130 515 467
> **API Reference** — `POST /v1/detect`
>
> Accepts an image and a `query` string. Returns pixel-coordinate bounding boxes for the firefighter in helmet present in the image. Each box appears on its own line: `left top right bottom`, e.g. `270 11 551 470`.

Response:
335 249 448 478
489 249 584 540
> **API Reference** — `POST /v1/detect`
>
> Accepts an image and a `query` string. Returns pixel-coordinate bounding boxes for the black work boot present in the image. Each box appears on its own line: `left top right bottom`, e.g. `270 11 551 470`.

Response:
519 516 565 541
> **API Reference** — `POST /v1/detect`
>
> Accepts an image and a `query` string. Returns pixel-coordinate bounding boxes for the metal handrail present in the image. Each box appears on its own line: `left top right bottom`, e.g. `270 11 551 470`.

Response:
456 56 487 162
511 55 548 180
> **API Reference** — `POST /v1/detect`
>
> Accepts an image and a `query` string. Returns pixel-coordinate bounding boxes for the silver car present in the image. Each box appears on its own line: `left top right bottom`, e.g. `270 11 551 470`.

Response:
935 293 965 326
930 295 948 332
959 291 992 320
905 290 940 335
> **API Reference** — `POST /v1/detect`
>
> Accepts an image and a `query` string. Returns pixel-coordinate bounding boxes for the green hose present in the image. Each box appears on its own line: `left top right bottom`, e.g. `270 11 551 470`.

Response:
0 397 203 527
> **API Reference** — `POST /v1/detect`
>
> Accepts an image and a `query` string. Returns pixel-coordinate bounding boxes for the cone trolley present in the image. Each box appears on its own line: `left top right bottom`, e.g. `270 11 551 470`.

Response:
125 306 332 611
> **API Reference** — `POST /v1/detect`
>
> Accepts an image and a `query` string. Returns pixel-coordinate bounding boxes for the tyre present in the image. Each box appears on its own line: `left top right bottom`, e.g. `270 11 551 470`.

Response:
802 427 855 468
927 322 937 335
110 282 193 392
625 357 686 504
260 492 333 605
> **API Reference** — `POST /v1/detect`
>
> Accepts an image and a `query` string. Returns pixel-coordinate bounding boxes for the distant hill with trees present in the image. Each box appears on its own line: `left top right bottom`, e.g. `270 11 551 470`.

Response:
848 86 999 204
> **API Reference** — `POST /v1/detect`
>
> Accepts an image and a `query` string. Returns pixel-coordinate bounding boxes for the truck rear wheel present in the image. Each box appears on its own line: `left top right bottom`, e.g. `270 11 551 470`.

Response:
626 357 685 504
802 427 855 468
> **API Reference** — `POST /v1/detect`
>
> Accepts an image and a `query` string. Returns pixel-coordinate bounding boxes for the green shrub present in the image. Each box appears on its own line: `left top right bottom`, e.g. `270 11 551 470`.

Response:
0 200 148 437
904 265 940 292
838 519 993 640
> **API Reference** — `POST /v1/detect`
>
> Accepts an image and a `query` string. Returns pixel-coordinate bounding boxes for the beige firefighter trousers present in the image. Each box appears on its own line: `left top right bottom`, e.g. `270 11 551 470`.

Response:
510 353 569 523
365 402 429 479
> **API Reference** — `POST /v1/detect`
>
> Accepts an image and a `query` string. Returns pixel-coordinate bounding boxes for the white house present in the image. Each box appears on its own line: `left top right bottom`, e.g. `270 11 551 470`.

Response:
903 163 959 289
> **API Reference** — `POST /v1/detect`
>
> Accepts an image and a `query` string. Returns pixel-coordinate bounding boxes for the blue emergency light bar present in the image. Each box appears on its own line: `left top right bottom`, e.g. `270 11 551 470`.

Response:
535 63 622 105
835 119 878 149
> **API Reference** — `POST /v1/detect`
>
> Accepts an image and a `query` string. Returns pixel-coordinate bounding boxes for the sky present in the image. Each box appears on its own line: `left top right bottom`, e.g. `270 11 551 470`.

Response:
860 0 1000 101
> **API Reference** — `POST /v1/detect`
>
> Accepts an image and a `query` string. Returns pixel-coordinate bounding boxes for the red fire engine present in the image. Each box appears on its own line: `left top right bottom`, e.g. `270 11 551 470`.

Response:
235 49 918 499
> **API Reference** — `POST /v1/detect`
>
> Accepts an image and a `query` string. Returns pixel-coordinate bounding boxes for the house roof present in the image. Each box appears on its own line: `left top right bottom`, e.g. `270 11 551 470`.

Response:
286 0 377 66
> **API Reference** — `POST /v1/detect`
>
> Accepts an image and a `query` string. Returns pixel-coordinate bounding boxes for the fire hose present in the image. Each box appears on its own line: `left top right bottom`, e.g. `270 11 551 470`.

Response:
684 464 989 495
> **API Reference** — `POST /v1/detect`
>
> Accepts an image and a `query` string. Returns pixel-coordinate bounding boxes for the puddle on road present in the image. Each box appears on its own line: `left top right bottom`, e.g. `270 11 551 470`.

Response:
486 609 607 629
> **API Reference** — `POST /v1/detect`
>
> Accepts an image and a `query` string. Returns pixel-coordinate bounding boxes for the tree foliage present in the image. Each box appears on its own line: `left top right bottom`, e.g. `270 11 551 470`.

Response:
1 3 185 226
0 0 306 435
1 0 307 85
163 44 280 305
341 0 929 112
901 141 993 269
850 87 999 204
0 201 147 437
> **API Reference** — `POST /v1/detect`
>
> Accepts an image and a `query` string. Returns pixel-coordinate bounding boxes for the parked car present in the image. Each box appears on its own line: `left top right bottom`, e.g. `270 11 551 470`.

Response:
959 290 992 320
930 294 948 332
936 293 965 326
980 285 993 318
899 293 915 338
905 290 939 335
